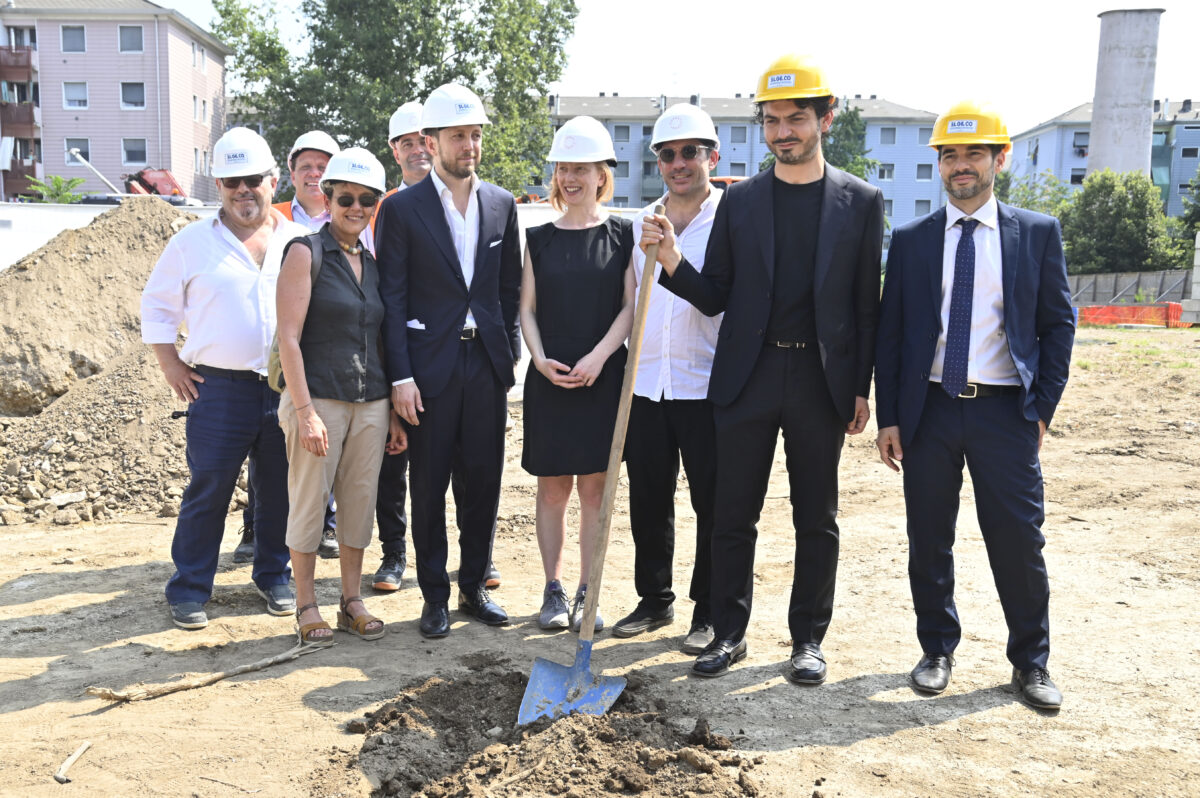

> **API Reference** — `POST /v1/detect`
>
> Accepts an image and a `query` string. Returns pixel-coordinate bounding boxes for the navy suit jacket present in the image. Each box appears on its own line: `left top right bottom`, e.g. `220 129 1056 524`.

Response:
874 202 1075 447
374 175 522 398
660 164 884 421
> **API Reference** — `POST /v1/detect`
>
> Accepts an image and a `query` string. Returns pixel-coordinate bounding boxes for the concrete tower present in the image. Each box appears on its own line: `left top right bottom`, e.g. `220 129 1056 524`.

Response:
1087 8 1164 176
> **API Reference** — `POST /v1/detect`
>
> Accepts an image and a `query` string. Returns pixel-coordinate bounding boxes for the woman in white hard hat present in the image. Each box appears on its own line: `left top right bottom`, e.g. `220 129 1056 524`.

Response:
275 147 406 646
520 116 636 633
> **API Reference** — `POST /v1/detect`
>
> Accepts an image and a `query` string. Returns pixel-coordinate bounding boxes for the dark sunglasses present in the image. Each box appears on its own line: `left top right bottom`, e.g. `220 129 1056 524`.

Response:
335 192 380 208
220 173 270 189
656 144 711 163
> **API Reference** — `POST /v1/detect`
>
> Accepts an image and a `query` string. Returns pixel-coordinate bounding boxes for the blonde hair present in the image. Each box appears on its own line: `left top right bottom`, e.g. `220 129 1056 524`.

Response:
548 162 614 211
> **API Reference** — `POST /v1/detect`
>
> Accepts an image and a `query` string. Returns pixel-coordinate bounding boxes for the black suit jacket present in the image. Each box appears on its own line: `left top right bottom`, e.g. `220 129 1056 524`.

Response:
374 176 522 398
660 164 884 421
874 202 1075 447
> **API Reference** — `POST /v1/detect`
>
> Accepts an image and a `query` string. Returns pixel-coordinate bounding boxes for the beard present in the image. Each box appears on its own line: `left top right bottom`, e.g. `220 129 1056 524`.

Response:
944 166 994 200
438 149 476 180
769 134 820 165
225 193 266 224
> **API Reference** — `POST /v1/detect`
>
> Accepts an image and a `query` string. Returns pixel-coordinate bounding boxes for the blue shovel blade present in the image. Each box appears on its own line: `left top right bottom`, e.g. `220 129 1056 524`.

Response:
518 640 627 725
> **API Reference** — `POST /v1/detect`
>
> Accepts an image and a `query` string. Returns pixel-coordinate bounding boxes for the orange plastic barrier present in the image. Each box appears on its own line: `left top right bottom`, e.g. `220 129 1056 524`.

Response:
1075 302 1192 328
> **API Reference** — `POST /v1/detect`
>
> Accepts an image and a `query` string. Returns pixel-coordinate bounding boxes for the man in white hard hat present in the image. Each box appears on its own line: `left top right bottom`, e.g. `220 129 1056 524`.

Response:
374 83 522 638
142 127 310 630
611 104 723 657
274 130 340 227
388 101 432 190
640 55 884 681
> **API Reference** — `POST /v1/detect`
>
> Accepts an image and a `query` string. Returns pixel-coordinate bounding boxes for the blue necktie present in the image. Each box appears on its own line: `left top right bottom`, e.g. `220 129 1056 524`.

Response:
942 217 978 398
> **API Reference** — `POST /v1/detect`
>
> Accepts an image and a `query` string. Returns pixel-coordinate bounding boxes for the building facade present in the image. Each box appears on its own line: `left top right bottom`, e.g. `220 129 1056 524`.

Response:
1009 99 1200 217
549 93 940 249
0 0 230 202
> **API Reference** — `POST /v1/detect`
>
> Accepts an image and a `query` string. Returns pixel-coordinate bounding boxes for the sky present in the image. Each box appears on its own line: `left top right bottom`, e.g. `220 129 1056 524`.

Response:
158 0 1197 135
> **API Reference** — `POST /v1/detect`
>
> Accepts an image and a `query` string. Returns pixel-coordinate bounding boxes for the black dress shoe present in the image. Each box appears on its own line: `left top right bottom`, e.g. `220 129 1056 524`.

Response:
786 642 827 685
691 638 747 678
1012 667 1062 709
419 600 450 639
910 653 954 694
457 587 509 626
612 603 674 638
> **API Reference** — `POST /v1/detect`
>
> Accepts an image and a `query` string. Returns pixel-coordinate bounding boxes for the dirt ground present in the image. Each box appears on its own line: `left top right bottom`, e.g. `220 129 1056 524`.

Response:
0 326 1197 797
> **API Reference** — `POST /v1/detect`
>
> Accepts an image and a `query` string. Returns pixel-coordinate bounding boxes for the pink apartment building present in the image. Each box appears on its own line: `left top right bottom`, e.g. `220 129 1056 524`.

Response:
0 0 230 202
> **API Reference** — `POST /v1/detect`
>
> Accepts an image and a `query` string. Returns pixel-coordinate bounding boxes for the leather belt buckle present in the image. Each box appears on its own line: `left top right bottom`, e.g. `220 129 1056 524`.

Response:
767 339 807 349
959 383 979 399
460 327 478 341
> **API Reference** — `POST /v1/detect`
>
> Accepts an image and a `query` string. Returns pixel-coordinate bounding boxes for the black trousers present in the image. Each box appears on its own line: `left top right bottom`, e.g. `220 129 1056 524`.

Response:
406 338 506 602
375 448 408 556
625 395 717 622
710 346 845 644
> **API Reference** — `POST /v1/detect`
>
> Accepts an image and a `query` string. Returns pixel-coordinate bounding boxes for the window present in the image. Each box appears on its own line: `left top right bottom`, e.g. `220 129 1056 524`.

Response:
613 196 628 206
1073 131 1090 147
122 138 148 165
118 25 143 53
202 149 209 175
918 127 932 145
880 127 896 145
883 199 893 216
758 127 766 143
1070 168 1086 185
915 199 931 216
731 162 747 177
194 148 201 173
615 161 629 178
642 161 657 177
193 95 199 121
916 163 933 180
878 163 894 180
199 47 207 72
65 138 90 166
642 194 658 204
1183 147 1199 158
614 125 630 142
61 25 85 53
120 82 146 110
191 42 197 67
63 82 88 109
8 26 37 49
883 234 892 250
201 99 208 123
731 126 747 144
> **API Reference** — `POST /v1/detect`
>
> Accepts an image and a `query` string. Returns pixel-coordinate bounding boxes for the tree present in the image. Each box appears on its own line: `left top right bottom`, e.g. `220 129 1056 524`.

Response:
1176 165 1200 266
1060 169 1176 274
214 0 577 194
995 169 1074 220
25 175 86 204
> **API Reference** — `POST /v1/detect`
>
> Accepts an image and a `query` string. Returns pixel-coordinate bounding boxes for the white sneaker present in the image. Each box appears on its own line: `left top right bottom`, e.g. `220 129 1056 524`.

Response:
539 581 569 630
570 584 604 633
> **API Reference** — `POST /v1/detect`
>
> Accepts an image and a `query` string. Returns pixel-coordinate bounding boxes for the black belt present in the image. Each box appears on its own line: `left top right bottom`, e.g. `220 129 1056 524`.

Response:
193 364 267 382
766 339 810 349
935 381 1021 399
460 327 479 341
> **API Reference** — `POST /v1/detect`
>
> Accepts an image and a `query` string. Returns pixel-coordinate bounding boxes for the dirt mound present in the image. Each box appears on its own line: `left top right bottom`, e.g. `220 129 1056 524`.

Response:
0 197 196 416
349 666 760 797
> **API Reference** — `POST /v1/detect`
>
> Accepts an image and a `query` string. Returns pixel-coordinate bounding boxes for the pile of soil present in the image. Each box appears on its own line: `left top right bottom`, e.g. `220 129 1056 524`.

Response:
345 663 761 797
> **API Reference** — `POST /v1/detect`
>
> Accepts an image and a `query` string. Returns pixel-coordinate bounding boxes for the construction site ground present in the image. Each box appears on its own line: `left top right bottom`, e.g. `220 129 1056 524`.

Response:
0 326 1197 796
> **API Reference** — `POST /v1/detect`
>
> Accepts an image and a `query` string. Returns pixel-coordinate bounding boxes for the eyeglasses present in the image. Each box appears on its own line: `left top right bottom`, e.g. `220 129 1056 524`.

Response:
220 173 269 189
335 192 380 208
656 144 711 163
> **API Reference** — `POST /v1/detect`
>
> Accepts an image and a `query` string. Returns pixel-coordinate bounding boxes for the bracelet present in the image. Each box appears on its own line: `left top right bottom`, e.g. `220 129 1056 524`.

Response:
294 402 312 411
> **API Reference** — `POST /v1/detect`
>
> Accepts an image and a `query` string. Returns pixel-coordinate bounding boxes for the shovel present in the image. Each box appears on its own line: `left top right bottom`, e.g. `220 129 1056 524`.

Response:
518 204 667 724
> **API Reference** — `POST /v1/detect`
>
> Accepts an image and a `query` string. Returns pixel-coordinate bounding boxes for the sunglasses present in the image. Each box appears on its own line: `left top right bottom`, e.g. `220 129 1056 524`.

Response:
335 192 380 208
656 144 711 163
220 173 270 189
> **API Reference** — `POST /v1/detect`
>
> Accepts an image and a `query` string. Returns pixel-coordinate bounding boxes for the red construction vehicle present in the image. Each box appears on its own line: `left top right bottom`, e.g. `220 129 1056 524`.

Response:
124 168 187 197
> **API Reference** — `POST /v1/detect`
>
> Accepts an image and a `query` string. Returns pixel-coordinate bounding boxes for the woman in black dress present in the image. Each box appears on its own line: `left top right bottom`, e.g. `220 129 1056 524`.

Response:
521 116 635 632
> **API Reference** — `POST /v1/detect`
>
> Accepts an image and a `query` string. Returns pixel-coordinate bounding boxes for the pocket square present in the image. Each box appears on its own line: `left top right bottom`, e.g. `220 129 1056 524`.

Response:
406 319 426 330
488 239 502 248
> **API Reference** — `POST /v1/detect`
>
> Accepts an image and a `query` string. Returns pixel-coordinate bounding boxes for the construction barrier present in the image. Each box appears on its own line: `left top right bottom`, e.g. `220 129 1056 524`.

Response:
1075 302 1193 328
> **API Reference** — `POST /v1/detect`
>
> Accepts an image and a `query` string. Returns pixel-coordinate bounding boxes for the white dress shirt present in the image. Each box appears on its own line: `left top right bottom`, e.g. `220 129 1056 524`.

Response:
429 166 480 329
930 195 1020 386
141 209 310 374
630 189 724 401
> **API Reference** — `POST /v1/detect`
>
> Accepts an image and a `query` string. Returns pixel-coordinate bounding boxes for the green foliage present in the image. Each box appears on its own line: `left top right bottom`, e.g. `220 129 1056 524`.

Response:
758 153 774 172
213 0 577 194
1177 164 1200 257
822 103 878 180
1060 169 1176 274
25 175 86 204
995 169 1073 220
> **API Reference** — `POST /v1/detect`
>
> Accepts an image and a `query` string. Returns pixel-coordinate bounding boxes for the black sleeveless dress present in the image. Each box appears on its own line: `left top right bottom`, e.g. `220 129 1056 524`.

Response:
522 216 634 476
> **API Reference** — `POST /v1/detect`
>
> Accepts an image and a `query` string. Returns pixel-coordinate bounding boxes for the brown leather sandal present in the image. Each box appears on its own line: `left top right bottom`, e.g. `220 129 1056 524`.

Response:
296 602 335 647
337 595 385 640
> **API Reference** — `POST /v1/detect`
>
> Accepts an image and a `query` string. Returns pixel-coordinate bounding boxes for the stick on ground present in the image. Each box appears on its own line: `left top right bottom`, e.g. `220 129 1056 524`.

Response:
53 740 91 784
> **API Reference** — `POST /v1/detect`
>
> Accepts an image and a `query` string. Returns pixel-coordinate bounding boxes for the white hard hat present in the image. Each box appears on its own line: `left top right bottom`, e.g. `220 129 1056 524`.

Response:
288 130 340 166
212 126 276 177
389 101 423 141
420 83 491 130
320 147 387 194
652 104 720 151
548 116 617 166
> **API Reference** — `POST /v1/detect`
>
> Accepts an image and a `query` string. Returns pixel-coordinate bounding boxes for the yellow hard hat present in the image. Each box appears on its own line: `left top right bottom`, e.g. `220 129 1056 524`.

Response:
755 54 831 103
928 100 1011 153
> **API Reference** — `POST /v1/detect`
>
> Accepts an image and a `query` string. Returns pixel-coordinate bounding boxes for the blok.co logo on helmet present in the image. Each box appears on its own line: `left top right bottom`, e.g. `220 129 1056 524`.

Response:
349 162 369 173
224 152 248 165
455 102 474 116
947 119 978 133
767 73 795 89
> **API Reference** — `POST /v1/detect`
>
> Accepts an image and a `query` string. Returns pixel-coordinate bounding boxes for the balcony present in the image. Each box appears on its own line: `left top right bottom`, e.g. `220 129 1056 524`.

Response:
0 47 39 83
641 175 664 196
0 101 41 139
4 157 45 199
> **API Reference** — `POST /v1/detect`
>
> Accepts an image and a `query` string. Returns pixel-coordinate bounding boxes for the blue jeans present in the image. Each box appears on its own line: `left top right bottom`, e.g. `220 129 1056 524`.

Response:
165 372 291 604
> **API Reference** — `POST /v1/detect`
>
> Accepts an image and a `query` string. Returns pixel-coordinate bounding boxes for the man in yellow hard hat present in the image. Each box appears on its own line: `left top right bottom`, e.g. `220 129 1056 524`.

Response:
640 55 884 681
874 100 1074 709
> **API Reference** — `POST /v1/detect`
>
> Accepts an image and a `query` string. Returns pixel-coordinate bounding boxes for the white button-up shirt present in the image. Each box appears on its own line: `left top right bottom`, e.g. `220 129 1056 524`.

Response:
140 209 310 374
631 189 724 401
930 195 1020 386
429 166 480 329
